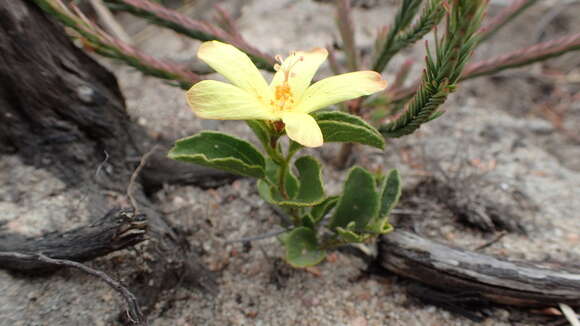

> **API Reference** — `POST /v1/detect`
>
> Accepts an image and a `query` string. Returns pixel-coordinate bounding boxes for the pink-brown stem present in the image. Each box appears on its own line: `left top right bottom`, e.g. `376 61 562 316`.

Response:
389 33 580 102
119 0 275 66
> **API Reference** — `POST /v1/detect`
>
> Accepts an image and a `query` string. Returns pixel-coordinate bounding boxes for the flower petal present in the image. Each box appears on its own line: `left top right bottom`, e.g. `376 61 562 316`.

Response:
187 80 275 120
270 48 328 101
198 41 270 98
281 112 323 148
295 71 387 113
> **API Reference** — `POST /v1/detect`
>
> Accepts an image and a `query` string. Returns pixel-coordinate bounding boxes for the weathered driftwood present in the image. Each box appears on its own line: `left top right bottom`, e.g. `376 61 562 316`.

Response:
379 230 580 308
0 209 146 272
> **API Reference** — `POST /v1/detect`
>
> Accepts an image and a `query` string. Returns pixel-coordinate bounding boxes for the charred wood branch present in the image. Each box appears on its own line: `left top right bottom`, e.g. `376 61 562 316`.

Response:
378 230 580 308
140 145 239 190
0 208 147 273
0 1 130 181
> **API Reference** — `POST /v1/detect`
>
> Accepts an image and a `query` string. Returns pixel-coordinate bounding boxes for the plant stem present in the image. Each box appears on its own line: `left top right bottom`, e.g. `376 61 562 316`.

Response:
334 143 354 170
34 0 200 89
105 0 275 71
277 155 290 200
463 32 580 80
372 0 423 73
277 157 302 226
372 0 446 73
266 135 291 201
320 236 349 251
387 32 580 105
478 0 539 44
336 0 358 71
269 140 303 225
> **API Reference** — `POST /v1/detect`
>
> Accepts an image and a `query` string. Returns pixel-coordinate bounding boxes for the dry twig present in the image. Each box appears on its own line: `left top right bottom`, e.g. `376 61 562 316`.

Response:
0 252 147 325
127 145 159 213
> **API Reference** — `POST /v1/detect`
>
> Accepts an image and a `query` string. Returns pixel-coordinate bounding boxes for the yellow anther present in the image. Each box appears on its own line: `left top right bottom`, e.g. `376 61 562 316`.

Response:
274 84 293 111
275 84 291 101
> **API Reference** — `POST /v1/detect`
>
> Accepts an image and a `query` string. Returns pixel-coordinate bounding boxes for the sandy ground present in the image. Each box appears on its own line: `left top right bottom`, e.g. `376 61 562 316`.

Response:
1 0 579 325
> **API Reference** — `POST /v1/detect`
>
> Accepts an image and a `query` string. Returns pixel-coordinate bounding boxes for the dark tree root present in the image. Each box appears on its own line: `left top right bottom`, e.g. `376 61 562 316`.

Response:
378 230 580 312
0 208 146 273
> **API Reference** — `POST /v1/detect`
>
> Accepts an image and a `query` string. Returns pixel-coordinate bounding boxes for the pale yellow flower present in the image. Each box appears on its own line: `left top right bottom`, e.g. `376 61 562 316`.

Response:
186 41 387 147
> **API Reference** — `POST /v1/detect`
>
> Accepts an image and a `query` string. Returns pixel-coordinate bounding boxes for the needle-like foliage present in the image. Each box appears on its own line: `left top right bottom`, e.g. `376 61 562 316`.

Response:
33 0 580 145
388 31 580 104
372 0 446 73
380 0 488 138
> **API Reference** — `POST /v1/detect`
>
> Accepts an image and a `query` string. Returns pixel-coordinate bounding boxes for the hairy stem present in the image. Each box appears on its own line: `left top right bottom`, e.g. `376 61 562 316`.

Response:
373 0 446 73
372 0 423 73
277 156 290 200
105 0 275 71
464 32 580 79
478 0 538 43
34 0 200 89
388 32 580 104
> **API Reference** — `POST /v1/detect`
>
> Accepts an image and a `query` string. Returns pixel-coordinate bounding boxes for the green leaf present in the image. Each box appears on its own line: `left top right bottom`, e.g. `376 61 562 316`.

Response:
169 131 265 178
246 120 271 149
378 169 402 218
428 110 445 122
257 179 275 204
266 156 325 207
288 140 303 157
281 227 326 268
365 169 400 234
312 111 385 149
310 196 339 224
336 222 372 243
329 167 380 230
264 158 299 198
301 214 316 229
366 218 394 234
293 156 325 203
